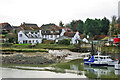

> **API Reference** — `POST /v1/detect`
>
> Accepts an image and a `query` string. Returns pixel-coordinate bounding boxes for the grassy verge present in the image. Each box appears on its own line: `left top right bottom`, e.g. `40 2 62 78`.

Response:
1 44 77 52
2 48 48 52
2 44 76 51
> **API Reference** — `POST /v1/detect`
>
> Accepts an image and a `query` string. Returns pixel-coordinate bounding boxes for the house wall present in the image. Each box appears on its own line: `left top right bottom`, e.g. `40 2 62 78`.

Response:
43 35 60 40
18 31 42 44
18 31 28 44
71 32 81 44
60 29 66 36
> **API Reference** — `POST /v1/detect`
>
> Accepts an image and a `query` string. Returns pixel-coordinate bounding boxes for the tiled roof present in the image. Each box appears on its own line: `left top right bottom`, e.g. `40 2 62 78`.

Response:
64 32 76 37
60 27 72 32
20 22 40 30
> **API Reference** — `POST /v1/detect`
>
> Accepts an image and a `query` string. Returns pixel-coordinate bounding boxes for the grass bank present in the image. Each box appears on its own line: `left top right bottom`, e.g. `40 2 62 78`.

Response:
2 48 48 52
101 46 120 53
1 43 77 52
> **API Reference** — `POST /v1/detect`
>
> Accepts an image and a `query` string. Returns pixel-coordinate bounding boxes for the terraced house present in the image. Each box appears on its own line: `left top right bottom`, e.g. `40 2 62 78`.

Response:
18 23 81 44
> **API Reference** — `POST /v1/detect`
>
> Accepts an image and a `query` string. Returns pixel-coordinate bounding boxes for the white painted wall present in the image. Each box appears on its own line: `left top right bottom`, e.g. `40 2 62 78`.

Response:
71 31 81 44
18 31 42 44
82 38 89 43
18 31 28 44
60 29 66 36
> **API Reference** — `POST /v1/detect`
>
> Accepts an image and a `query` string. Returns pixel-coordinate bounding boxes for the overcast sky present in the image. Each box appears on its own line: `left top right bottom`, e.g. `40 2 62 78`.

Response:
0 0 119 26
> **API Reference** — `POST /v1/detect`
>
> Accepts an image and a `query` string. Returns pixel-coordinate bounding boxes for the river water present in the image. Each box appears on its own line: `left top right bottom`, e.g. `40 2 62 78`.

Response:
1 67 86 78
1 63 120 78
1 50 120 79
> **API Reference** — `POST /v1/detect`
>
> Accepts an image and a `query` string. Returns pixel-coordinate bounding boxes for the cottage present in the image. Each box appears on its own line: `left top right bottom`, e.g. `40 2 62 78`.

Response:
41 24 64 40
18 30 42 44
56 31 81 44
18 23 81 44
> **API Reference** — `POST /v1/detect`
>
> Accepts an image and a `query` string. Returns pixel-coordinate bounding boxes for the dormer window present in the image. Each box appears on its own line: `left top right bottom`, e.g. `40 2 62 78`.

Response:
19 34 22 37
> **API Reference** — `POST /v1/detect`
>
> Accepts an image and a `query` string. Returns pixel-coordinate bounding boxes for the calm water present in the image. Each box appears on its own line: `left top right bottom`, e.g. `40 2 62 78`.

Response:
1 61 120 78
2 67 86 78
1 50 120 79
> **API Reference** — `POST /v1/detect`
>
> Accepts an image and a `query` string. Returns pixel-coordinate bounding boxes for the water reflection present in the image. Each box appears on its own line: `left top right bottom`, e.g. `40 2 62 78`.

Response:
84 65 120 78
2 59 120 79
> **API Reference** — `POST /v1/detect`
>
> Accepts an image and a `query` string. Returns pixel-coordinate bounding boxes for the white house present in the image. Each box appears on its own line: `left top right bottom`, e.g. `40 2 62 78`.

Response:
82 38 89 43
56 31 81 44
18 30 42 44
18 24 81 44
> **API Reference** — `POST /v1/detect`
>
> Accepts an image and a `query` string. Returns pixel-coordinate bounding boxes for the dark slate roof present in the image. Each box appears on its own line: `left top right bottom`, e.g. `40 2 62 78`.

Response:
0 23 12 30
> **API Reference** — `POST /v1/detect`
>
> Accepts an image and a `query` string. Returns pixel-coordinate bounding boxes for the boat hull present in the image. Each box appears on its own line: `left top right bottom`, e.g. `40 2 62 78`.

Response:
84 59 89 62
84 62 108 66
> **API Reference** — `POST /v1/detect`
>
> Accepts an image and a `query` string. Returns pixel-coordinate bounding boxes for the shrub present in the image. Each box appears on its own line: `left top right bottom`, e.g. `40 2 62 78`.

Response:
58 39 70 45
2 43 13 47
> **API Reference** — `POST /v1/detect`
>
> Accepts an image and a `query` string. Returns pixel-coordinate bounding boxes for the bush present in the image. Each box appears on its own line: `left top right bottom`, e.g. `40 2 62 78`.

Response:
58 39 70 45
2 43 13 47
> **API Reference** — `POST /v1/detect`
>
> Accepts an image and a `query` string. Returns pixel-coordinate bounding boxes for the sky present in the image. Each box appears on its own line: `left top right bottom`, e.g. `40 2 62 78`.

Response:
0 0 119 27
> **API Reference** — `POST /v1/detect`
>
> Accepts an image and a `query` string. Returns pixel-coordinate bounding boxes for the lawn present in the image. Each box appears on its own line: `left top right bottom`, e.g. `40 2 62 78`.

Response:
1 43 77 52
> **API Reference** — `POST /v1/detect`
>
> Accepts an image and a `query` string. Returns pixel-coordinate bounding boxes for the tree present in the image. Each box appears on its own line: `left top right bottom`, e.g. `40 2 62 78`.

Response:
6 33 17 43
101 17 110 35
59 21 64 27
65 18 110 37
58 39 70 45
110 16 120 36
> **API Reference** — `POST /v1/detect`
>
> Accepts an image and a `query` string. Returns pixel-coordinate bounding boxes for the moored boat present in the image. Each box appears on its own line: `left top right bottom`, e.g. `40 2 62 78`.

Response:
84 52 119 66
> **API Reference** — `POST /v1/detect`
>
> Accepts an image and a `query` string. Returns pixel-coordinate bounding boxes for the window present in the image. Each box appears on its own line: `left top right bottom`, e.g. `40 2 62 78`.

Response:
51 35 53 38
36 40 39 43
29 40 31 44
51 31 54 33
56 30 59 33
19 34 22 37
55 35 57 38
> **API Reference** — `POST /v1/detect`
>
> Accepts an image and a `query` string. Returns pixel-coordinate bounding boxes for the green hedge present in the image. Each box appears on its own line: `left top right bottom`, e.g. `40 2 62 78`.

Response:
58 39 71 45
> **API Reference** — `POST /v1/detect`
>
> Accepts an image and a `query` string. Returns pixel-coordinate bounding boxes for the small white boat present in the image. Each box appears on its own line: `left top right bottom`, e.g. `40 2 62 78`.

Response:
115 64 120 70
84 52 119 66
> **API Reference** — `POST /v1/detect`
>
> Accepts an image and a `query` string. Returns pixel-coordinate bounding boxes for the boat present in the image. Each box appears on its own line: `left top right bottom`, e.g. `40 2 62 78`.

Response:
84 52 119 66
83 53 91 61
